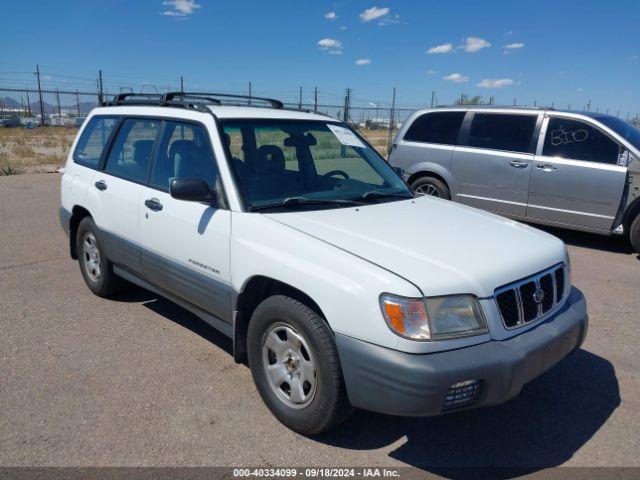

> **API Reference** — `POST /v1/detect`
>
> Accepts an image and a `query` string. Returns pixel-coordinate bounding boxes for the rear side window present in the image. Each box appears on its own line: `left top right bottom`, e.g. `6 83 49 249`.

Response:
150 121 219 191
543 117 621 164
468 114 537 153
104 119 160 182
403 112 465 145
73 116 118 168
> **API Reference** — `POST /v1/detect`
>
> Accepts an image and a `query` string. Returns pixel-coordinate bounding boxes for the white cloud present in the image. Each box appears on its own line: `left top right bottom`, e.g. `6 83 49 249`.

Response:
162 0 201 17
378 13 400 26
443 73 469 83
426 69 437 74
318 38 343 55
506 30 515 36
340 26 347 30
359 7 390 22
477 78 514 88
461 37 491 53
504 42 524 50
576 87 584 92
427 43 453 54
355 58 372 66
325 11 337 20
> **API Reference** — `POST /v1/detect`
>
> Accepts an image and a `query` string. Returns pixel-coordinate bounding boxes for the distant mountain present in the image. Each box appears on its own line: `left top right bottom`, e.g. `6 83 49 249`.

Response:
1 97 96 115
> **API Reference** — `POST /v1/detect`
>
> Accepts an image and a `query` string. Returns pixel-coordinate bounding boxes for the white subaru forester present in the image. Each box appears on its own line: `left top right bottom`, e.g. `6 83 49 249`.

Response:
60 92 588 434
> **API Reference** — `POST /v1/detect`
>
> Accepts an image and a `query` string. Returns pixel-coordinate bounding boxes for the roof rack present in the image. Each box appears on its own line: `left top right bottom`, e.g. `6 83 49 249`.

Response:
102 91 285 110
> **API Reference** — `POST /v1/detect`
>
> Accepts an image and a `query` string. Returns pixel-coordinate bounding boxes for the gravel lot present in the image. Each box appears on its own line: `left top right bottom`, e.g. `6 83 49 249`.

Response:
1 173 639 473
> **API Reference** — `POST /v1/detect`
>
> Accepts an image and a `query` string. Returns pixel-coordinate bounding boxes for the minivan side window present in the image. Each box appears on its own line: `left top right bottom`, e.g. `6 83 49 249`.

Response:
403 112 466 145
468 113 537 153
72 116 119 168
543 117 620 164
150 121 219 191
104 119 161 183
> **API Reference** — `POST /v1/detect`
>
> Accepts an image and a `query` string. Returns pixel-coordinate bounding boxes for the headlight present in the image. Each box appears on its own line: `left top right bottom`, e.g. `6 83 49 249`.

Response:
380 293 487 341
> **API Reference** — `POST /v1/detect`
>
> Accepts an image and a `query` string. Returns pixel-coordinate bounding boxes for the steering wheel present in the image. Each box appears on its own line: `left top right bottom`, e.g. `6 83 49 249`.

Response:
322 170 350 180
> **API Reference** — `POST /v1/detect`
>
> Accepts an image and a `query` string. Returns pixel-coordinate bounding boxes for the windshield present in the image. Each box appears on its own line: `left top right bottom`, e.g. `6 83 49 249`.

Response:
595 116 640 151
221 119 412 211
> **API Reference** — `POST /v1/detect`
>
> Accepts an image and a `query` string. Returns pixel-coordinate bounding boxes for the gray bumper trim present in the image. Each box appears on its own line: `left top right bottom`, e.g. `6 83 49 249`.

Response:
59 207 71 236
335 287 588 417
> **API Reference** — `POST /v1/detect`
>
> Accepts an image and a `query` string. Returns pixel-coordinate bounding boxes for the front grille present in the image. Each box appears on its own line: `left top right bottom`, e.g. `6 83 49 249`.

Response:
495 264 566 329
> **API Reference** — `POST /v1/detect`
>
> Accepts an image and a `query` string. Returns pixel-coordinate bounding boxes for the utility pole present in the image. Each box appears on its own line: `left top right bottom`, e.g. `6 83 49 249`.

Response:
98 70 104 104
248 82 252 105
298 86 303 109
26 90 32 116
35 65 46 126
76 89 81 115
387 87 396 157
586 99 591 112
513 98 517 106
430 90 435 108
343 88 351 123
313 86 318 113
55 88 61 117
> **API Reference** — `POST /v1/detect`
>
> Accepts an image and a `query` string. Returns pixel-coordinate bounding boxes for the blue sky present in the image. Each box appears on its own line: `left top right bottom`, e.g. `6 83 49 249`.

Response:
2 0 639 114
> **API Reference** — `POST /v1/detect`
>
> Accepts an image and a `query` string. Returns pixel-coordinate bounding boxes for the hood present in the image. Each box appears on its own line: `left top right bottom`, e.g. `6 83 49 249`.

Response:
265 197 567 298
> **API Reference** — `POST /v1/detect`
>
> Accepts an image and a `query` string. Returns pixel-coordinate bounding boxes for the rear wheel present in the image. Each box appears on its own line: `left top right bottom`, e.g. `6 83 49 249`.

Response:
247 295 353 435
410 176 451 200
76 217 122 297
630 214 640 253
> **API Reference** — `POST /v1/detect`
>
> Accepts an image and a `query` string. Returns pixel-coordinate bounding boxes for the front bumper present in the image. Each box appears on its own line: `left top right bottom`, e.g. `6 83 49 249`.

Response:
335 286 588 416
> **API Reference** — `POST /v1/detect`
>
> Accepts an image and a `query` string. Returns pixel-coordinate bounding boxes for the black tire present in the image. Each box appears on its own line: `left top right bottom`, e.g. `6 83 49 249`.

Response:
76 217 122 297
630 214 640 254
410 175 451 200
247 295 353 435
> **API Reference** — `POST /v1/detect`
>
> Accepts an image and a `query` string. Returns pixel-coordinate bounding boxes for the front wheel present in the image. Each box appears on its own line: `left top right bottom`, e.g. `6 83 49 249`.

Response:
630 214 640 253
247 295 353 435
410 176 451 200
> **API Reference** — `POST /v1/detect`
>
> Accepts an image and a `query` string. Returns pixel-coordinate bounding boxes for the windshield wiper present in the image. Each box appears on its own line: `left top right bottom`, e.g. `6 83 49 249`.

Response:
357 191 414 203
249 196 363 212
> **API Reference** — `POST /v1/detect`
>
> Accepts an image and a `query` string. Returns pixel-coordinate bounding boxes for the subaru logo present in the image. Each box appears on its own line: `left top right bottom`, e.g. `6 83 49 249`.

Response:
533 288 545 304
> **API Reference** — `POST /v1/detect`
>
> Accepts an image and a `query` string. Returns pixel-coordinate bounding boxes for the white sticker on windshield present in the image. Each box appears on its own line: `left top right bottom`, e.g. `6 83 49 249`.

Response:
327 124 366 148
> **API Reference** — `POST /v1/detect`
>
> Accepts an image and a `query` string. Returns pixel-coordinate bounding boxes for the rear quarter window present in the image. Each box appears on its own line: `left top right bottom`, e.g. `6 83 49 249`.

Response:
72 116 119 168
403 111 466 145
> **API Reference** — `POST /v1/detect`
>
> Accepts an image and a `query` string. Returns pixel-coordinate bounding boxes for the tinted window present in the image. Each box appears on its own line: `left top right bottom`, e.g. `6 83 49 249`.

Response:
403 112 465 145
73 116 118 168
150 121 218 190
104 119 160 182
468 113 537 153
543 117 621 164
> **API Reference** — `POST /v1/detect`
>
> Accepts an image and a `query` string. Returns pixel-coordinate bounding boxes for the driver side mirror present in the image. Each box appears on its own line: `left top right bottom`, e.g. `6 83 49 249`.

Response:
170 177 216 205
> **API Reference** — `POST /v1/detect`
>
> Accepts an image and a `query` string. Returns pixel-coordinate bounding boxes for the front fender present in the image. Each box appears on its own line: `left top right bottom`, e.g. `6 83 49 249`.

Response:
229 212 422 351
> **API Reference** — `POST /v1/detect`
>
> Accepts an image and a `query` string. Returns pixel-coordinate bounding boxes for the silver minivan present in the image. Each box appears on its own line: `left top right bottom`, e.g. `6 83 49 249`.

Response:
389 107 640 252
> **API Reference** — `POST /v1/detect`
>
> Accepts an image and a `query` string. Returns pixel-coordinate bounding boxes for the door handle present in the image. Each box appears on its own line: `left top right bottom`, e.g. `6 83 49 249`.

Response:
144 198 163 211
509 160 529 168
536 164 558 172
94 180 107 191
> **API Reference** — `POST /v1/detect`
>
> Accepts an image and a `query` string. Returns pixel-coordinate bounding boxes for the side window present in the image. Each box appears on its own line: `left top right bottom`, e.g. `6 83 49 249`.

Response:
468 113 537 153
104 119 160 182
543 117 620 164
150 121 218 191
73 116 118 168
403 112 465 145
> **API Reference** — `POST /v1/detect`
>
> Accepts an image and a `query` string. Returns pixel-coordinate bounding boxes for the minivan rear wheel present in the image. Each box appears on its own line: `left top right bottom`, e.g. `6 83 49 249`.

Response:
247 295 353 435
411 176 451 200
